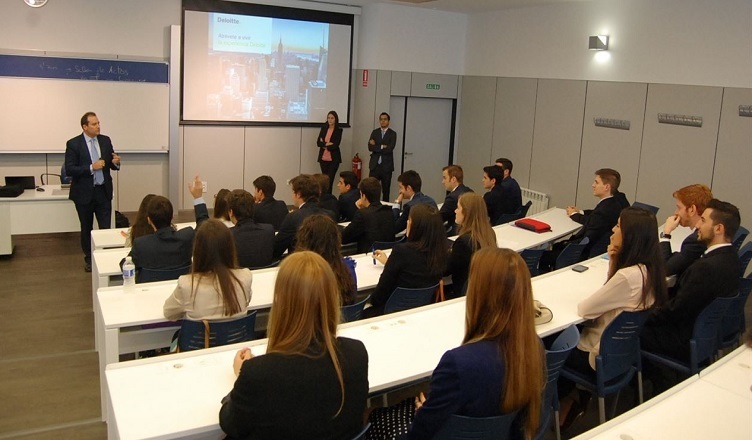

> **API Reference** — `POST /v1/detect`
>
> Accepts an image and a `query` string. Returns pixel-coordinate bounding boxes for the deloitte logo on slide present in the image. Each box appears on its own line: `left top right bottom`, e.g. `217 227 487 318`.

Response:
212 14 272 54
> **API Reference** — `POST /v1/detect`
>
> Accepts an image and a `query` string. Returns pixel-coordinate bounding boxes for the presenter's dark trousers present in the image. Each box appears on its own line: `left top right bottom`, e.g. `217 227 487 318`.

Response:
370 166 393 202
319 160 339 194
75 185 112 262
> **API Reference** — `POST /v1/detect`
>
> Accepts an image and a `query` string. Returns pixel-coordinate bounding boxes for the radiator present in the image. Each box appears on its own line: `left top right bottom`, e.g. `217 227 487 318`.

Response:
521 187 550 216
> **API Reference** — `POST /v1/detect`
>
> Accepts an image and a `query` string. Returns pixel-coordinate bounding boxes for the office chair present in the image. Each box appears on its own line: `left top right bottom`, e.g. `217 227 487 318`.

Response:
341 295 371 323
137 265 191 283
383 283 439 314
432 412 520 440
536 324 580 440
178 311 257 352
554 237 589 270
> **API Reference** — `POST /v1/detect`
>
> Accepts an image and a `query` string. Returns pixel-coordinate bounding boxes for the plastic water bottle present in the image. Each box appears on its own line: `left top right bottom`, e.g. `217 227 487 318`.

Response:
122 257 136 291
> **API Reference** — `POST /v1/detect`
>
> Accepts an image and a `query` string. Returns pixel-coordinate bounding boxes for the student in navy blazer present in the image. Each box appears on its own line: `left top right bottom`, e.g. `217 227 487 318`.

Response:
65 112 121 271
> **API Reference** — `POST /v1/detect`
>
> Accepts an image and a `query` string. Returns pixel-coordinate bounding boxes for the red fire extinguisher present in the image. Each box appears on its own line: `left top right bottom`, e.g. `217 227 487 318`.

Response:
352 153 362 181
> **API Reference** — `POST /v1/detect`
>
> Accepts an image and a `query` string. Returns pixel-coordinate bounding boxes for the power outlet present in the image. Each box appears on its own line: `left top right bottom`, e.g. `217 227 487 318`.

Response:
201 181 207 193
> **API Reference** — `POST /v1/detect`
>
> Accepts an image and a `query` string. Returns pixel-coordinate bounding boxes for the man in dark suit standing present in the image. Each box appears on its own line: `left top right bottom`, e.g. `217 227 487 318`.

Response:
368 112 397 201
659 184 713 278
65 112 121 272
341 177 396 253
440 165 473 233
252 175 288 231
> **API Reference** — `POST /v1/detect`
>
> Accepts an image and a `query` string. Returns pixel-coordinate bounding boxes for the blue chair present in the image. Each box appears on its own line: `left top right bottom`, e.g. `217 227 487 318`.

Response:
432 411 520 440
494 201 532 226
137 265 191 283
732 226 749 251
520 249 545 277
520 200 533 217
631 201 659 215
351 422 370 440
248 259 280 270
341 295 370 323
536 325 580 440
737 242 752 277
588 233 611 258
372 236 405 251
642 295 737 376
383 283 439 314
560 310 649 424
718 278 752 354
178 311 257 352
554 237 589 270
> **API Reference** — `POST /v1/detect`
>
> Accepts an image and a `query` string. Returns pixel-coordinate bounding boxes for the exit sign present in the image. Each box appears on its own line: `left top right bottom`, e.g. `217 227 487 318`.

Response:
426 83 441 90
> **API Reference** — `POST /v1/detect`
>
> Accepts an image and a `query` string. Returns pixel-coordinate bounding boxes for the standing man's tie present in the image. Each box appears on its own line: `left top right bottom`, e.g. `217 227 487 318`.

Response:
90 138 104 185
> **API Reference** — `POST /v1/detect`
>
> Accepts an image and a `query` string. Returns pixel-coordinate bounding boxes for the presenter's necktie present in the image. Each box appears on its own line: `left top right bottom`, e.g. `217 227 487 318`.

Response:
90 138 104 186
377 130 384 165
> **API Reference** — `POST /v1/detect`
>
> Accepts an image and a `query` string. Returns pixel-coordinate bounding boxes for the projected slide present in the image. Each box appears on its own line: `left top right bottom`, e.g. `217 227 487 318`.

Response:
182 7 352 125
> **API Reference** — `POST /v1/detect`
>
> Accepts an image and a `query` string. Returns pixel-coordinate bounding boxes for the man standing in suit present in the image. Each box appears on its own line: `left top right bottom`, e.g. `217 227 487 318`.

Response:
660 184 712 278
368 112 397 201
440 165 473 233
65 112 121 272
252 175 288 231
227 189 275 269
341 177 396 253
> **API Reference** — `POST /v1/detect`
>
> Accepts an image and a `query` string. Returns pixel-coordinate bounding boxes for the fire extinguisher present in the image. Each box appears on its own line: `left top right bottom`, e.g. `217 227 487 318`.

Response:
352 153 362 181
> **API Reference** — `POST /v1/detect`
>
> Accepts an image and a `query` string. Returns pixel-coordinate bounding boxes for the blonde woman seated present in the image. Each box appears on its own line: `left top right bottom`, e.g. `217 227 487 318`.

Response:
447 192 497 297
219 252 369 440
163 219 252 321
367 248 544 439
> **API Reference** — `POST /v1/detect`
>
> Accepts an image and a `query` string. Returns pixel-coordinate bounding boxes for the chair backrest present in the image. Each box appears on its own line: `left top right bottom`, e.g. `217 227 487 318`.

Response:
178 311 257 352
588 233 611 258
520 200 533 217
432 412 520 440
554 237 589 270
689 295 737 368
351 422 371 440
341 295 370 323
596 310 650 385
537 325 580 438
137 265 191 283
372 236 405 251
520 249 545 277
738 242 752 277
721 278 752 344
732 226 749 251
383 283 439 314
631 201 659 215
60 164 72 184
495 212 520 226
248 260 280 270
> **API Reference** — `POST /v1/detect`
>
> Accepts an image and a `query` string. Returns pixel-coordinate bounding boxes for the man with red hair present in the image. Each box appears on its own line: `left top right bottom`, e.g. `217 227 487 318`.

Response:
660 184 713 278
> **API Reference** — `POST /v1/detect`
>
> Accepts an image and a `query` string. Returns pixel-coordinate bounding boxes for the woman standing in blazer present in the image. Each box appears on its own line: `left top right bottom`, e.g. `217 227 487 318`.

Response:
317 110 343 194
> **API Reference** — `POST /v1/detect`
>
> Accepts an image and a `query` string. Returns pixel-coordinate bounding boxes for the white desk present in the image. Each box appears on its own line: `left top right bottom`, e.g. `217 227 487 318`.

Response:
699 345 752 400
104 255 609 439
492 207 582 250
90 221 197 251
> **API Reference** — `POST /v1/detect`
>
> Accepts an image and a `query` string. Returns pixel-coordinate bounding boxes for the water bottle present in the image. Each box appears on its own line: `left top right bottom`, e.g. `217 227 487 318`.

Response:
122 256 136 291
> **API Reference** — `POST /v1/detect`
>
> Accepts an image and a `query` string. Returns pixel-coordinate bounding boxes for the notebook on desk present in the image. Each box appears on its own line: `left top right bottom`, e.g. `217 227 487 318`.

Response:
4 176 36 190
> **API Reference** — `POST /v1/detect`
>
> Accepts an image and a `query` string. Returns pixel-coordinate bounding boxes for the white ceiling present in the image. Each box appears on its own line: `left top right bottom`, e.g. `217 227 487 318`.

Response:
306 0 590 14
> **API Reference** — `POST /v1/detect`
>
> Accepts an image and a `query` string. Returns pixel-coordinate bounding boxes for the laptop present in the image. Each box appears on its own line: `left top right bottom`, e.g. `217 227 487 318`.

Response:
4 176 36 190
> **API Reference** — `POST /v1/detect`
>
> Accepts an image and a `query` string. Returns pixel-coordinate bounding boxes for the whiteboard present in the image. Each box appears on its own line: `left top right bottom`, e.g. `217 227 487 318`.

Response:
0 77 169 152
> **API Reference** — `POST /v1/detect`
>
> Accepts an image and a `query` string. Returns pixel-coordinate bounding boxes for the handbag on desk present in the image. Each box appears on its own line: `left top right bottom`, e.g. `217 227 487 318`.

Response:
515 218 552 233
534 300 553 325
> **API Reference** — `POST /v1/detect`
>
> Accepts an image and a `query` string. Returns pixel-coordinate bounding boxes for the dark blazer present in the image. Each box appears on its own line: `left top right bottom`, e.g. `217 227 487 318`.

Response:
447 233 475 297
484 184 507 225
406 340 522 440
440 184 473 228
319 193 341 220
367 128 397 172
642 245 740 360
220 337 368 440
369 243 443 313
65 133 118 204
231 218 275 269
273 202 337 258
394 192 438 233
660 229 704 277
500 176 522 215
338 190 360 222
317 126 343 164
341 203 397 253
570 192 630 256
253 197 288 231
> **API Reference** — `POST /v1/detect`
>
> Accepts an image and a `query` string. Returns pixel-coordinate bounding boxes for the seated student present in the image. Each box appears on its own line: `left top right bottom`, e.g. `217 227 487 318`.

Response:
495 157 523 215
439 165 473 233
163 219 252 321
447 193 496 297
393 170 438 233
123 193 156 247
539 168 630 272
366 204 448 317
659 184 712 278
481 164 510 225
314 173 341 220
367 248 544 440
341 177 397 254
252 175 288 231
126 177 209 278
273 174 337 259
337 171 360 222
226 189 275 269
557 207 668 430
219 252 369 440
296 214 357 306
213 188 231 222
641 199 741 390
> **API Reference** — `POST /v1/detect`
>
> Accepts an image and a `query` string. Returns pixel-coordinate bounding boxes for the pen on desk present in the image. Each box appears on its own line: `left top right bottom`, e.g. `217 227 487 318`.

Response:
371 245 376 265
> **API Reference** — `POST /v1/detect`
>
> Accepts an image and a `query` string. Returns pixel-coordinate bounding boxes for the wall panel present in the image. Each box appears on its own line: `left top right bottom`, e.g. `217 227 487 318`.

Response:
243 127 302 206
456 76 497 187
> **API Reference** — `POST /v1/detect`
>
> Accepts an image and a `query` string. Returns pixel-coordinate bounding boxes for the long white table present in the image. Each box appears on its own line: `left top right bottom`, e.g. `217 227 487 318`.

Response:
104 255 611 439
90 221 199 251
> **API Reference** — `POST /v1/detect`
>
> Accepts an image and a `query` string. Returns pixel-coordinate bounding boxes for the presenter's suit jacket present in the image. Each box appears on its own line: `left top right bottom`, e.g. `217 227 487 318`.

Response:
65 133 118 204
367 128 397 172
273 202 337 258
642 245 739 360
316 126 343 164
569 192 630 256
660 229 703 278
440 184 473 228
253 197 288 231
231 218 275 269
341 203 397 253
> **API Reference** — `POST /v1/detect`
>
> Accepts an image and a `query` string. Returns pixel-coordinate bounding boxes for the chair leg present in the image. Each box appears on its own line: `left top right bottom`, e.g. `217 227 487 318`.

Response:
637 371 644 404
554 411 562 440
598 397 606 424
609 390 621 420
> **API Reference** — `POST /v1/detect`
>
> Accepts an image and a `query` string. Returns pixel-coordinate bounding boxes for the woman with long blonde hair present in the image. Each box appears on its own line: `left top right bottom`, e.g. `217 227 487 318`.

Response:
219 251 369 440
447 192 497 296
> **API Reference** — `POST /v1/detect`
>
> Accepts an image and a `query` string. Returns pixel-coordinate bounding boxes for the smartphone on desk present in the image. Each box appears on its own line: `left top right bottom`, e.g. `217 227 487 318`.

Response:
572 264 589 273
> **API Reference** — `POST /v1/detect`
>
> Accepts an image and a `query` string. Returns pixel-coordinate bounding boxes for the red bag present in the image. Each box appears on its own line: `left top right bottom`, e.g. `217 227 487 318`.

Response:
514 218 552 233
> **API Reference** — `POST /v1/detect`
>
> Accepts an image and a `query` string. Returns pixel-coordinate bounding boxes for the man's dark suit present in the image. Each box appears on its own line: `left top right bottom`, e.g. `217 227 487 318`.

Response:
253 197 288 231
500 176 522 215
440 184 473 231
341 203 396 253
338 190 360 222
231 218 275 269
65 133 119 260
660 229 704 278
394 192 438 233
368 127 397 201
318 194 340 221
569 192 630 257
642 245 739 361
273 202 337 258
